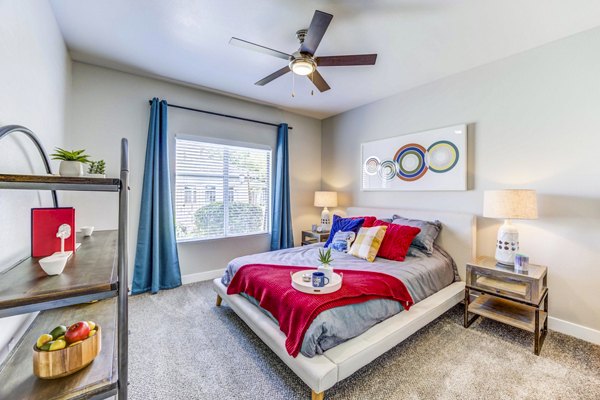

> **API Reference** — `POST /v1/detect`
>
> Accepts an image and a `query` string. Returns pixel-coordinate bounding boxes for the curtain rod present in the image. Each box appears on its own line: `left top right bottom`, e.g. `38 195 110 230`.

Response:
148 100 293 130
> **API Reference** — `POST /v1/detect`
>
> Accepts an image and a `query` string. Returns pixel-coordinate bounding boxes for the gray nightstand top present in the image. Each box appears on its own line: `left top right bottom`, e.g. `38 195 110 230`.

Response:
468 256 547 281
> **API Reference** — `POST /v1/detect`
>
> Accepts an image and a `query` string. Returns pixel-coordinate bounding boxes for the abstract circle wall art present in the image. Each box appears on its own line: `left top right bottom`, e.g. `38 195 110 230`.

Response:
363 156 380 175
361 124 467 191
378 160 397 181
394 143 428 181
427 140 459 173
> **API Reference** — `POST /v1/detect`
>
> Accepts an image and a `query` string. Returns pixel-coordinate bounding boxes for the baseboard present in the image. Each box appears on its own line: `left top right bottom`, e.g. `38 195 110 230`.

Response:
548 316 600 345
181 268 225 285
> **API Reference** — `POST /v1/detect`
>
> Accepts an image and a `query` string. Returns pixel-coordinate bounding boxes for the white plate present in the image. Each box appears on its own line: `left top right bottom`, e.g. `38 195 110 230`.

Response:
291 271 343 295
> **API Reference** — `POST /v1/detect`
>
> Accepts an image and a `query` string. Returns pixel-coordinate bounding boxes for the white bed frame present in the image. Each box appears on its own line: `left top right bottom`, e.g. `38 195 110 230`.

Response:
213 207 476 399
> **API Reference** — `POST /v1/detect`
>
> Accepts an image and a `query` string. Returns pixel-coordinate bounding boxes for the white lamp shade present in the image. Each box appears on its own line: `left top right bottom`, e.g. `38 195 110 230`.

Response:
483 190 538 220
314 191 338 208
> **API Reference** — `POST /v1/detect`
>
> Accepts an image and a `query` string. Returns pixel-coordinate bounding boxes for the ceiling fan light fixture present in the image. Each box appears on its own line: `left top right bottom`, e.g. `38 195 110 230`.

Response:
290 58 316 76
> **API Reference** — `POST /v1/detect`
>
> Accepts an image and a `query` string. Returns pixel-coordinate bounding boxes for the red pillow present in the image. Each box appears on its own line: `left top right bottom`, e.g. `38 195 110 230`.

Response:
372 220 421 262
350 216 377 228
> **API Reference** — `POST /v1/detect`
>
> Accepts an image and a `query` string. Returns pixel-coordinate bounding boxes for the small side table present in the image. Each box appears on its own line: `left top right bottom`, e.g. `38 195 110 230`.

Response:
464 256 548 355
301 230 330 246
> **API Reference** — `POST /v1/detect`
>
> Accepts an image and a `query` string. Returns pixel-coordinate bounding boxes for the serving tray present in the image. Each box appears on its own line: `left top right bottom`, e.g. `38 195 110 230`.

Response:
291 271 342 295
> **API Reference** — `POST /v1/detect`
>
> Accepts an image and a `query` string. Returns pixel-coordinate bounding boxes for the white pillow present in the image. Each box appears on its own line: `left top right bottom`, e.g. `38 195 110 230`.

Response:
330 231 356 253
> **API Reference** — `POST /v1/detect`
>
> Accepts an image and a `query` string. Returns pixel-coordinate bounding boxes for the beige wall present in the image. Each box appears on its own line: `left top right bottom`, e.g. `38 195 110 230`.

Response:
322 27 600 338
65 62 322 279
0 0 71 358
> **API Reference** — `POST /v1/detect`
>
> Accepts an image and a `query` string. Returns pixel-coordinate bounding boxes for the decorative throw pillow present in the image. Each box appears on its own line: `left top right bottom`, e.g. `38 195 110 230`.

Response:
348 226 388 262
406 246 427 258
392 215 442 255
330 231 356 253
372 220 421 262
349 215 377 228
324 215 365 248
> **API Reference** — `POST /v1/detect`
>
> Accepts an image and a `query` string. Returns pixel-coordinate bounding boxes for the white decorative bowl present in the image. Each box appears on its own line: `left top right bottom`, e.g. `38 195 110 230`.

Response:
39 254 69 276
80 226 94 237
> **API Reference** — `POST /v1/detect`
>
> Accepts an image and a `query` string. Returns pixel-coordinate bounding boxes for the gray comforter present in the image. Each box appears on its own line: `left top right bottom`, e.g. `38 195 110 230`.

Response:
221 243 457 357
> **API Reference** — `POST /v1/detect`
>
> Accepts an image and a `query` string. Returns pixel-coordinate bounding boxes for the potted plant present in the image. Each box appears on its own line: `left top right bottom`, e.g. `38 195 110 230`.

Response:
87 160 106 178
317 248 334 281
51 148 91 177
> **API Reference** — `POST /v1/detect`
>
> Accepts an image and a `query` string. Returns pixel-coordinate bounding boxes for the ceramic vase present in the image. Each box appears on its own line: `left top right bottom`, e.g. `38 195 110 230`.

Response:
318 263 333 281
59 161 84 177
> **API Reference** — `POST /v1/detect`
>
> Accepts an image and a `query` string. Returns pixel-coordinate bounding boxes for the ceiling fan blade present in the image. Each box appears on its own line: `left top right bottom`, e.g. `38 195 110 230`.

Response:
229 37 291 60
255 66 291 86
316 54 377 67
307 69 331 92
300 10 333 55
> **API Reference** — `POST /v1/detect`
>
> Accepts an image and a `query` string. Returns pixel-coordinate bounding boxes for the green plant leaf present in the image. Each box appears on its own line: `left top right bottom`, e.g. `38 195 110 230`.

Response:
51 147 91 162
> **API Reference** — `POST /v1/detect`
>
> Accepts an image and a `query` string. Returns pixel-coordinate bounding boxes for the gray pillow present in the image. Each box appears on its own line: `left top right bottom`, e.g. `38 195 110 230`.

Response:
406 246 427 258
392 215 442 255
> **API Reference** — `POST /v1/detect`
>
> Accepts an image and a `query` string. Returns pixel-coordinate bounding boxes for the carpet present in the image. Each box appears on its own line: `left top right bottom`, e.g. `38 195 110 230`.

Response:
128 281 600 399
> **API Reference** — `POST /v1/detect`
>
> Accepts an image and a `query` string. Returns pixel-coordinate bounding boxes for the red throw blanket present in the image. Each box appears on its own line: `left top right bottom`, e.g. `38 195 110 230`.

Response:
226 264 414 357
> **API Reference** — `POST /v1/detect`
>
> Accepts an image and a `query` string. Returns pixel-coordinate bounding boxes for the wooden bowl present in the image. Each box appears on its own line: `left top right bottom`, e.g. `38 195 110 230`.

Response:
33 325 101 379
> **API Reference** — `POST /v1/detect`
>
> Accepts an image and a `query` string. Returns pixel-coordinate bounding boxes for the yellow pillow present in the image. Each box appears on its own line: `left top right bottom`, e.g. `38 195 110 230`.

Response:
348 226 387 262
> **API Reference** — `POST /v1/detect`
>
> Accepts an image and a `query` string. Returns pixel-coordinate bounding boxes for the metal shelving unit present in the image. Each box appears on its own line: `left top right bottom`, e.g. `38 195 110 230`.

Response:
0 125 129 399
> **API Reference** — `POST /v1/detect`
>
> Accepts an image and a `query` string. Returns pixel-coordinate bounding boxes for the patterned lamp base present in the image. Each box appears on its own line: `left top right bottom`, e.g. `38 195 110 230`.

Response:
321 207 331 231
495 220 519 265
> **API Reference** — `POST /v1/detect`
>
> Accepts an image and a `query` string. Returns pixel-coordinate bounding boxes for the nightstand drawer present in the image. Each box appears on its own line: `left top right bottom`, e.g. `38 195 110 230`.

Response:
466 259 547 304
301 230 330 246
469 271 530 301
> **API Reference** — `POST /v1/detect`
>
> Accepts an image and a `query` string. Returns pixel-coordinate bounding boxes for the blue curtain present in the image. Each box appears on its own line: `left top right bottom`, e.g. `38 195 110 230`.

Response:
270 123 294 250
132 98 182 294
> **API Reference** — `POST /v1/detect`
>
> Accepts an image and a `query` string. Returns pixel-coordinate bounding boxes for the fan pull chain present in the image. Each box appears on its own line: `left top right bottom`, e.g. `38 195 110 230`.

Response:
311 71 314 96
291 72 295 98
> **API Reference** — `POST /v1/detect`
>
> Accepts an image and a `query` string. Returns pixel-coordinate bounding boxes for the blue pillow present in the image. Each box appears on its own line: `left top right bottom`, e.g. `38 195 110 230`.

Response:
324 215 365 248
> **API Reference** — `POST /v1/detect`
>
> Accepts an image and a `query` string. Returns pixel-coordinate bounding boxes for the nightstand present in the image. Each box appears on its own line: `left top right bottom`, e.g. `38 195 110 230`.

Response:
301 230 330 246
464 256 548 355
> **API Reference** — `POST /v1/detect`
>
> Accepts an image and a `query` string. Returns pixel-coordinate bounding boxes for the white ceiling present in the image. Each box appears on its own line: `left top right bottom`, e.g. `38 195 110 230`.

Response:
50 0 600 119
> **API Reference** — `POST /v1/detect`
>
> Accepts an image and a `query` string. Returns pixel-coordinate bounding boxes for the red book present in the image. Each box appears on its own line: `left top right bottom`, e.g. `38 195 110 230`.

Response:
31 208 76 257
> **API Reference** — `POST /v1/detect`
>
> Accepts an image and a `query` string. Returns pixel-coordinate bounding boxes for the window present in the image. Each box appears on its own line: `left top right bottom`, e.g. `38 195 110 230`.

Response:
175 137 272 241
183 186 196 204
205 185 216 203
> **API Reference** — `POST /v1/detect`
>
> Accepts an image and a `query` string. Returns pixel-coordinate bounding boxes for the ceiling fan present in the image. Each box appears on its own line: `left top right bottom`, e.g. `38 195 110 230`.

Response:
229 10 377 93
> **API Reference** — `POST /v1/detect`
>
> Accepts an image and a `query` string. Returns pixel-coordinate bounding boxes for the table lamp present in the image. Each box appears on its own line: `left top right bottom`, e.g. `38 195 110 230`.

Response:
314 191 338 231
483 189 538 266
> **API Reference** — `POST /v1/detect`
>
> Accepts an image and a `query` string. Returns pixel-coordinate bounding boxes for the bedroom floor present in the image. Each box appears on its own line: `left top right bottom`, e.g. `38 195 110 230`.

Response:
128 281 600 399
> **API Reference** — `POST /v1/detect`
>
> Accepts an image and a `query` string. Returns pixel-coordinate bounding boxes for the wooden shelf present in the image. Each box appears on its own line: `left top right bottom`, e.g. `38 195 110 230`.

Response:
0 231 118 318
0 135 129 398
468 294 547 332
0 174 120 192
0 298 118 400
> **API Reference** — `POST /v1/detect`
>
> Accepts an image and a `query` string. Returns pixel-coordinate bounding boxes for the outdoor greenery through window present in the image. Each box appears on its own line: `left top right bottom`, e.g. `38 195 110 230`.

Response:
175 137 272 241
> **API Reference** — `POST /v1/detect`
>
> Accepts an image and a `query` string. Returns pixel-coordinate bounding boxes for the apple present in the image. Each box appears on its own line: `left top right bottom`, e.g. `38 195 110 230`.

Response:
65 321 90 344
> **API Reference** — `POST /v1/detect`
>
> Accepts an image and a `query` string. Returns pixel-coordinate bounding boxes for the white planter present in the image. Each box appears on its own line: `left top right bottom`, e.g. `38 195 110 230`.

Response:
317 264 333 281
59 161 84 177
87 173 106 178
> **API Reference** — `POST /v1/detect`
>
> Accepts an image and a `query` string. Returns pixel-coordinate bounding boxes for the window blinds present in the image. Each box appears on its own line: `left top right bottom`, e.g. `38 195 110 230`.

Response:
175 138 272 241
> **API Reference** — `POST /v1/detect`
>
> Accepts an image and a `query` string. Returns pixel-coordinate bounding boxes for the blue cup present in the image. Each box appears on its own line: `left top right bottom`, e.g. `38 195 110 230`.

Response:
312 271 330 287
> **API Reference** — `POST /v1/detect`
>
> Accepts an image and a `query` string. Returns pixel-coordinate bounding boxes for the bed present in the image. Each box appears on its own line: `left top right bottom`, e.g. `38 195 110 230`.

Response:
213 207 476 399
